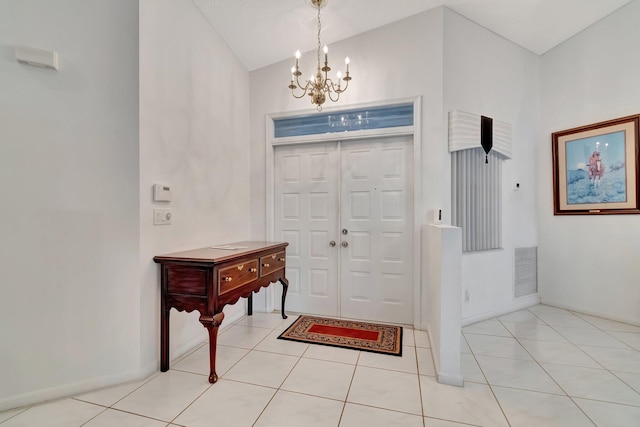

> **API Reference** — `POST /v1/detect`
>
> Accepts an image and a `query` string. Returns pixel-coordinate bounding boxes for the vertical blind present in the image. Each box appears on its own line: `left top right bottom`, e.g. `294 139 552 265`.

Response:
451 148 503 252
449 110 511 253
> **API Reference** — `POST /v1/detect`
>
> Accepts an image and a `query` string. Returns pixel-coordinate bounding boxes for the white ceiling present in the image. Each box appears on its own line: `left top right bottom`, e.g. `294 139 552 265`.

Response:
193 0 633 71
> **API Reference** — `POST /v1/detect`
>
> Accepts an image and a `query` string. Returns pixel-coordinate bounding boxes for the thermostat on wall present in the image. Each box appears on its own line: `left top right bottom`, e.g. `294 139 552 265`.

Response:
153 184 172 202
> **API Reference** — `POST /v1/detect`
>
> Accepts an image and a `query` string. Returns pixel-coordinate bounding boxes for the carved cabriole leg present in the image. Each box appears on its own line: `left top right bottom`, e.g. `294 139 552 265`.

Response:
279 277 289 319
199 311 225 383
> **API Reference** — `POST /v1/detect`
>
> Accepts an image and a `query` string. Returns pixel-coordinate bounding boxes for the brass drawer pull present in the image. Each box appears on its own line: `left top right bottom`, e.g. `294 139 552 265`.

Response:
223 277 232 282
262 263 270 268
237 265 244 270
249 267 257 273
279 257 286 262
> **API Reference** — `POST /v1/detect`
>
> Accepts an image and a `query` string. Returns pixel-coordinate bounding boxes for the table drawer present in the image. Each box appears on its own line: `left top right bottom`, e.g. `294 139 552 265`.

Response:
167 266 207 295
260 251 286 276
218 259 259 295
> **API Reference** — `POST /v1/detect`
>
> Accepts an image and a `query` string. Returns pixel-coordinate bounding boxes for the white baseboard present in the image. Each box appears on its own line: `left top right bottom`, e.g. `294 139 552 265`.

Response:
223 309 246 328
438 372 464 387
0 368 141 412
539 301 640 327
426 325 464 387
425 324 439 373
462 295 540 327
0 309 248 412
170 308 246 360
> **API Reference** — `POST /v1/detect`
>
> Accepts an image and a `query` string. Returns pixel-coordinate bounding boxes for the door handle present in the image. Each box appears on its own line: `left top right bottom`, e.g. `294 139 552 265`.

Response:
341 241 349 247
329 240 336 247
342 229 348 235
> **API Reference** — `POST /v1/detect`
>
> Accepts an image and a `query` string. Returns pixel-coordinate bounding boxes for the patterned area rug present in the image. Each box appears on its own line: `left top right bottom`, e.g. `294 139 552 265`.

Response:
278 315 402 356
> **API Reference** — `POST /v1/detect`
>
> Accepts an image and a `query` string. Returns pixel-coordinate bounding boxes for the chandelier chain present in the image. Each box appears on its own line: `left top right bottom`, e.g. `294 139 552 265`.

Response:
316 2 322 69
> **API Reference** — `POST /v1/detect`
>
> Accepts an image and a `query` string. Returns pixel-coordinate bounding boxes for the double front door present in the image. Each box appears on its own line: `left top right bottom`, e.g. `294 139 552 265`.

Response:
274 136 413 324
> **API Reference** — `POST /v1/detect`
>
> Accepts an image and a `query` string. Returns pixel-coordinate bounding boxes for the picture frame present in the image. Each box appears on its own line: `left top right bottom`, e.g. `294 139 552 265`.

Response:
552 114 640 215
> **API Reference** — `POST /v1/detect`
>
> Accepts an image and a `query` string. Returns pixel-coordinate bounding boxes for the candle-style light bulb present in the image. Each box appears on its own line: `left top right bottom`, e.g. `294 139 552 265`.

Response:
291 66 296 75
323 45 328 63
295 50 301 59
345 56 350 72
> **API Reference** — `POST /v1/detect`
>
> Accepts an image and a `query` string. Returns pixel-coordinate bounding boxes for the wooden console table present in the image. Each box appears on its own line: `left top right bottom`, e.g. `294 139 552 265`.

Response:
153 241 289 383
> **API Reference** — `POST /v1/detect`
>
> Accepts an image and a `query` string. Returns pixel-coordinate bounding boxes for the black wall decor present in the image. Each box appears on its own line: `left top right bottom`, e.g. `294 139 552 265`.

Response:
481 115 493 163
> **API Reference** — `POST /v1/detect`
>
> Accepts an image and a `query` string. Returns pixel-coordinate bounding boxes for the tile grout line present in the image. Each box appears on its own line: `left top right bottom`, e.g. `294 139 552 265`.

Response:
475 308 640 424
0 407 29 425
167 381 214 425
6 307 637 426
172 314 286 426
512 309 599 426
250 330 308 427
334 349 359 427
414 344 427 427
464 328 512 427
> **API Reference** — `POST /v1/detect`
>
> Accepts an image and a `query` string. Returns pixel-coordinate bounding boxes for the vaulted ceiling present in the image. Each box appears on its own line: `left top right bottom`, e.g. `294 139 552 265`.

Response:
193 0 632 71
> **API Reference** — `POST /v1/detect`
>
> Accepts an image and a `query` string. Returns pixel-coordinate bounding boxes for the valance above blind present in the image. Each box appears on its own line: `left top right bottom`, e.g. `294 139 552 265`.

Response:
448 110 512 159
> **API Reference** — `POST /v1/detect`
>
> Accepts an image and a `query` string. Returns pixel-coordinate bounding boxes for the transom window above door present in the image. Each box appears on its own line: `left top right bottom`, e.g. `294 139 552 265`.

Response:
273 103 414 138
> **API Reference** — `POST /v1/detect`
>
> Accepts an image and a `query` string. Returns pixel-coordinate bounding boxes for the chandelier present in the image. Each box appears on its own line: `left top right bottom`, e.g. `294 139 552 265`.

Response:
288 0 352 111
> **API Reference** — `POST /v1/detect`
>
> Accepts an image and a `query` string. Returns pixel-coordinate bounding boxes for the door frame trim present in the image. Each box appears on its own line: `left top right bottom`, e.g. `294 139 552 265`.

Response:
265 97 422 328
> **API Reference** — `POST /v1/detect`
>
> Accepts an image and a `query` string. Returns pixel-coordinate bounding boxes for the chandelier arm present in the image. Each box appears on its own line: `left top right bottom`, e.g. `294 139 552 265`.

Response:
339 78 350 92
294 74 308 90
291 79 310 98
323 78 340 102
326 78 342 93
290 89 308 99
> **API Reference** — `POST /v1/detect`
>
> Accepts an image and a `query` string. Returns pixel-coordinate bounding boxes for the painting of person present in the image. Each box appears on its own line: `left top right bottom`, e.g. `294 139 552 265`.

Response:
587 150 604 187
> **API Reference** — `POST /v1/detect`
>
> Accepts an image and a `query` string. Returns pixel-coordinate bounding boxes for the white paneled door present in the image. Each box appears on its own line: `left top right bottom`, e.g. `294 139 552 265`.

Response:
275 143 340 316
339 138 413 323
274 136 413 324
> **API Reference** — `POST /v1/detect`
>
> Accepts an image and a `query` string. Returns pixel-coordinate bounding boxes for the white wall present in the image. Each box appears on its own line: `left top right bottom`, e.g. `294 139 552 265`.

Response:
249 8 445 238
249 7 540 322
0 0 252 410
248 9 445 312
139 0 252 372
442 9 541 323
0 0 140 410
424 225 462 386
539 0 640 325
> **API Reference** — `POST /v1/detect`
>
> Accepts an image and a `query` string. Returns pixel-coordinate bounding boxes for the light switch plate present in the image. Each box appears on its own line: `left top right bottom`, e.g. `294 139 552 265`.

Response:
154 208 172 225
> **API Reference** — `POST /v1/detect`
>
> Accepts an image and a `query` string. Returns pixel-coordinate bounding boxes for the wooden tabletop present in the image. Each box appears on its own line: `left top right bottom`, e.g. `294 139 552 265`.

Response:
153 241 288 264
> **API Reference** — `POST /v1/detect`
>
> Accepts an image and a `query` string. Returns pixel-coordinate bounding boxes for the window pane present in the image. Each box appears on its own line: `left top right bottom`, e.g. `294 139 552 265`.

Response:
274 104 413 138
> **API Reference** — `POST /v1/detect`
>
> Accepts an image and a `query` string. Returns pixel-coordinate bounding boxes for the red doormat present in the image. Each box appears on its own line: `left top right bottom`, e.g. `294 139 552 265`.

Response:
278 315 403 356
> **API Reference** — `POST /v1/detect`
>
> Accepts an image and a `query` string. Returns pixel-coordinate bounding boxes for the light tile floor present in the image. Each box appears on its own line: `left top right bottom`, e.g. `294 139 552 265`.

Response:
2 304 640 426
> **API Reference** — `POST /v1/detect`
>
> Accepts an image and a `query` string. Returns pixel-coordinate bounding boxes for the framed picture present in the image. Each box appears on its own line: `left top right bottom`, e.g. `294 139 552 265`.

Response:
552 114 640 215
